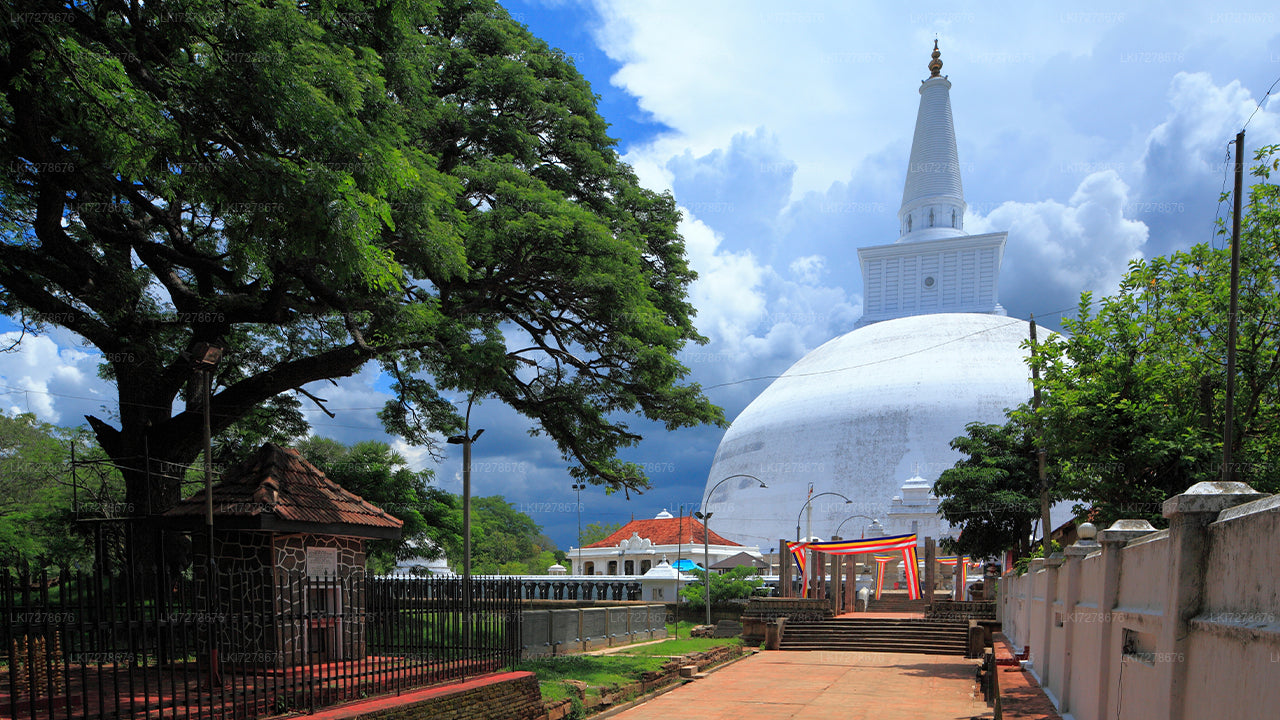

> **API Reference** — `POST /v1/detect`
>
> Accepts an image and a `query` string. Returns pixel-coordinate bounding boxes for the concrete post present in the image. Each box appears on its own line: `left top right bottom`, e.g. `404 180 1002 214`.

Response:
924 537 935 603
1059 538 1099 714
1093 519 1155 720
809 547 821 599
779 540 792 598
829 551 841 614
1024 557 1044 659
845 556 856 612
1039 554 1063 687
1159 481 1263 720
953 557 963 601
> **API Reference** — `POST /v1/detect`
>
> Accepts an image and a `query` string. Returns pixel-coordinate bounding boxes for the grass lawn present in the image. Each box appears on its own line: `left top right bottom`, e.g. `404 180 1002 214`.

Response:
611 636 743 657
519 631 748 715
519 653 667 710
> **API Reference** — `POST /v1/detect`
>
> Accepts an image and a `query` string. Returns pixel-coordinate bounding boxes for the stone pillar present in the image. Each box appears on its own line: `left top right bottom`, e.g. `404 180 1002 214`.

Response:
1093 519 1154 720
953 558 963 601
924 537 935 603
1059 536 1099 715
779 540 792 598
1159 481 1263 720
1038 553 1063 686
1024 557 1044 658
809 548 821 599
845 556 856 612
829 552 841 614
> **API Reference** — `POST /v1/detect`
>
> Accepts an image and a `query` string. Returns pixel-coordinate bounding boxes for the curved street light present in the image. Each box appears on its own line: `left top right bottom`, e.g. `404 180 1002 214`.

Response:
792 491 852 600
794 492 854 542
834 514 879 540
694 474 767 626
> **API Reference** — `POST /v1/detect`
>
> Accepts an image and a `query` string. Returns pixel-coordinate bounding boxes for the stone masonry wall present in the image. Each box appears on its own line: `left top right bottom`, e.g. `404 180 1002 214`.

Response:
336 672 544 720
273 534 368 664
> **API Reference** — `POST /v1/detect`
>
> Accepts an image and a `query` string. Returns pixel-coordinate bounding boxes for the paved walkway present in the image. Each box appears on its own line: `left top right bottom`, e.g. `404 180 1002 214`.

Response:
609 650 993 720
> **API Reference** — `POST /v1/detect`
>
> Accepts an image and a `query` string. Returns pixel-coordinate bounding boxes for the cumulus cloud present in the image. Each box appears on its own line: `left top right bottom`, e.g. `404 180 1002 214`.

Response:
1136 71 1280 256
0 332 108 423
968 170 1148 319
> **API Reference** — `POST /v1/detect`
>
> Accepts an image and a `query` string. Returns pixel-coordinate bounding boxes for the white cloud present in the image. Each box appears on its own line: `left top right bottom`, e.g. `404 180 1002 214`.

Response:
788 255 825 284
0 332 106 423
969 170 1148 317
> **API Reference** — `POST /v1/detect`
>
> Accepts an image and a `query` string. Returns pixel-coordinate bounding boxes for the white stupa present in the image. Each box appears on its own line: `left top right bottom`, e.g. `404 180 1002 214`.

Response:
704 43 1041 548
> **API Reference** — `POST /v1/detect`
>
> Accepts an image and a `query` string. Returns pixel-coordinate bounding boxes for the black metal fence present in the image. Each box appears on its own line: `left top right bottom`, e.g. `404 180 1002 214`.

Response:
1 565 523 720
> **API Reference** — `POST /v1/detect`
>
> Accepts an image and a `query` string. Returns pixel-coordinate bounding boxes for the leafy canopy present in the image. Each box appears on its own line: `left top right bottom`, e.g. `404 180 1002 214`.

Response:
934 419 1050 560
1032 145 1280 527
678 565 763 609
0 0 723 525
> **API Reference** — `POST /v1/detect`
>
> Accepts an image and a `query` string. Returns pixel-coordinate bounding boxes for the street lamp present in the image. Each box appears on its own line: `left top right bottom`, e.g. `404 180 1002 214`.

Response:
572 482 587 575
795 492 854 542
694 474 767 626
447 397 483 647
793 491 852 600
834 514 879 540
190 340 223 688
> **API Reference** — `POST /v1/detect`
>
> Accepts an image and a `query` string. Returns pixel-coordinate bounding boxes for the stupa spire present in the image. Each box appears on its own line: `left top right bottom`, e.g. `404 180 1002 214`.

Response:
898 41 966 243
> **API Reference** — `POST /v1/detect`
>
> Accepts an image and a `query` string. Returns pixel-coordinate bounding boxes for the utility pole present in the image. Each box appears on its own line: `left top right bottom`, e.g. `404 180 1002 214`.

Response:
675 506 683 638
572 482 586 574
1223 130 1245 482
1030 315 1052 554
447 398 484 649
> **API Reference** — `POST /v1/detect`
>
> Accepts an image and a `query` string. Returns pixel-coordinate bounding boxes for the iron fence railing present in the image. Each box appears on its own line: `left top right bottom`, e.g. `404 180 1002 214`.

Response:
1 564 522 720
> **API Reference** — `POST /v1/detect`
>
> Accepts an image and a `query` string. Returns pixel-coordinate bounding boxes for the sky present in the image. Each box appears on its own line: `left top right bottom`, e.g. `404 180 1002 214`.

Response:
3 0 1280 555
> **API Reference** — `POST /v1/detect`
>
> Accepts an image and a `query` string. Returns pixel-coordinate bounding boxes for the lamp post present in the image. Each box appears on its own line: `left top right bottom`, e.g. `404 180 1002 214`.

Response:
695 474 767 626
447 397 483 648
834 514 878 539
572 482 586 575
794 492 854 542
793 492 852 599
191 340 223 688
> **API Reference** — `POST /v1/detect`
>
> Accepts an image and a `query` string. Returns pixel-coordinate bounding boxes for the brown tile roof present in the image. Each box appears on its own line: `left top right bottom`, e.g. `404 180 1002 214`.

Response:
162 443 403 538
586 516 741 548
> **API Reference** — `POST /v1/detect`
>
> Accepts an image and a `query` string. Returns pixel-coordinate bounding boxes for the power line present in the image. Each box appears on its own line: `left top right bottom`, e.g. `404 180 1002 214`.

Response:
1241 71 1280 133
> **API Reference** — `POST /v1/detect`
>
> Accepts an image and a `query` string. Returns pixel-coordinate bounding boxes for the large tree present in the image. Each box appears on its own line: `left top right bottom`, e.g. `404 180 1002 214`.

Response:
933 419 1047 561
0 0 722 544
1034 145 1280 526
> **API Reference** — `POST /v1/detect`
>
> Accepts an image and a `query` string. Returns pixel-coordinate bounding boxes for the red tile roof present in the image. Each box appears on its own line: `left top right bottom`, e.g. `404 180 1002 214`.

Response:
162 443 403 538
586 516 741 548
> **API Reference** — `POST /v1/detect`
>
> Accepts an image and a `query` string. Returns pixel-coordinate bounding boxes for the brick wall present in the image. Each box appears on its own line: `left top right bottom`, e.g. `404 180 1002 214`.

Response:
330 672 544 720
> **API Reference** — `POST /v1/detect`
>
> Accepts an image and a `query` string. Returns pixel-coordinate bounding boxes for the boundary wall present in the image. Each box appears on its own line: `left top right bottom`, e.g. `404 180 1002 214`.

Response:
1000 481 1279 720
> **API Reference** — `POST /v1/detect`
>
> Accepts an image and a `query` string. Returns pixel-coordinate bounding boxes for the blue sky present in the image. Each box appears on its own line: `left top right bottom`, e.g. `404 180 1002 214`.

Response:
3 0 1280 554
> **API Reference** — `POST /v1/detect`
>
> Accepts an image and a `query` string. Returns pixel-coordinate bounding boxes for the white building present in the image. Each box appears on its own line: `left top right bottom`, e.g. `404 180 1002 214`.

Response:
704 43 1067 551
568 509 763 576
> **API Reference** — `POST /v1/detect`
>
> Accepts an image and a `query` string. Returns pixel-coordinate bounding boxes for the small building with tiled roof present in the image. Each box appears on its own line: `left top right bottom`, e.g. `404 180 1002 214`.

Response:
568 509 762 577
161 443 404 666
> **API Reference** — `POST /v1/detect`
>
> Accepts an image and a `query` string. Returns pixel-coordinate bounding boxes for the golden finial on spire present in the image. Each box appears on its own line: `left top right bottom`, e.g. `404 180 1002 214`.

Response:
929 39 943 77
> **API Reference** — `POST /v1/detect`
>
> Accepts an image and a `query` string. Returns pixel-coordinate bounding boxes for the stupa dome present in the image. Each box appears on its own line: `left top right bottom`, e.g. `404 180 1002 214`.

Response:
703 312 1034 546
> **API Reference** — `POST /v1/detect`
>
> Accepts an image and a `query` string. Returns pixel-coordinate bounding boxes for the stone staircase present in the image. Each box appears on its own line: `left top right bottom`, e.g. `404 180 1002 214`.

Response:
864 593 932 613
778 618 969 655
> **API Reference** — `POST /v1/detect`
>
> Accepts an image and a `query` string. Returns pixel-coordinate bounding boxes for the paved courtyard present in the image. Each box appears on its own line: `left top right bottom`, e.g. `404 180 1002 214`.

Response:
610 650 993 720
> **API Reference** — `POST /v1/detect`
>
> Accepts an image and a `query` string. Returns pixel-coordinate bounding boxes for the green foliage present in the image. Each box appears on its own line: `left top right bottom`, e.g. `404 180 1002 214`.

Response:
0 412 124 567
1013 540 1062 576
934 419 1053 561
1033 145 1280 527
580 521 622 546
678 565 763 609
0 0 723 530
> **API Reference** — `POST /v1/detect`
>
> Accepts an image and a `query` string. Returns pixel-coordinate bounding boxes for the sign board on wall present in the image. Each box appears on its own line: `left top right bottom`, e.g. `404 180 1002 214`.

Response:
307 547 339 578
